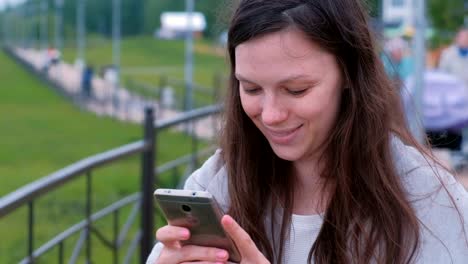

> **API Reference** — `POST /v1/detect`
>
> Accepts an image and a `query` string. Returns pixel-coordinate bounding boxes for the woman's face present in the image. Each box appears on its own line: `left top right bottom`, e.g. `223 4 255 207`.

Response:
235 29 344 163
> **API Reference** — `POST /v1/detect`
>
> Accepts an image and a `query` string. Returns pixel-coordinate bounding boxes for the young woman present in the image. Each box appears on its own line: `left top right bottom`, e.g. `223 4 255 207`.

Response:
147 0 468 263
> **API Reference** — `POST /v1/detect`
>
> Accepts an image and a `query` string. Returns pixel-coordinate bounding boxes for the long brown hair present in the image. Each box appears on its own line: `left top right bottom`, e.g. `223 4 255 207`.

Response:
220 0 422 263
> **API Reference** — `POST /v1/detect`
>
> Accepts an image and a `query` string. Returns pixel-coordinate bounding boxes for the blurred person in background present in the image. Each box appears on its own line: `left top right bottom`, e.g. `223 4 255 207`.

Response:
439 28 468 88
81 65 94 99
382 36 414 87
433 28 468 154
147 1 468 263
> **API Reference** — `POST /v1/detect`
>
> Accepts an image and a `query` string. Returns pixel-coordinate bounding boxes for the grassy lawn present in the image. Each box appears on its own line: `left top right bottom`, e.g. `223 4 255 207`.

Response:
62 36 228 108
0 47 213 263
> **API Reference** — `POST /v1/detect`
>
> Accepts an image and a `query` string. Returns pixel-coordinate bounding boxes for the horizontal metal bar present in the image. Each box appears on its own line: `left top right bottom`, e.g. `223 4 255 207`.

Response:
0 141 148 218
155 104 222 130
18 194 141 261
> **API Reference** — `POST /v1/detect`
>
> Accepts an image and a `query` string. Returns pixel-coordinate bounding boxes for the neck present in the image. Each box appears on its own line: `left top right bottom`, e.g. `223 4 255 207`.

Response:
291 157 329 215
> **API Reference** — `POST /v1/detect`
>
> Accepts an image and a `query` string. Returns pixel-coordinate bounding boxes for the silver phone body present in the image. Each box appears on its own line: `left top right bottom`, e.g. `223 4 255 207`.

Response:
154 188 241 262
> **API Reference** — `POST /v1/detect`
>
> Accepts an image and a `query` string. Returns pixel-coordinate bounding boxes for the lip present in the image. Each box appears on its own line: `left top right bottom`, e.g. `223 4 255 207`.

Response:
264 125 302 144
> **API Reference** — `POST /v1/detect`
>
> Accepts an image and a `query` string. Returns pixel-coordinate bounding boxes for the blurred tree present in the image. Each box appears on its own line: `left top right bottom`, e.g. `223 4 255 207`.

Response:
428 0 465 47
61 0 143 37
428 0 464 32
365 0 381 18
0 0 390 41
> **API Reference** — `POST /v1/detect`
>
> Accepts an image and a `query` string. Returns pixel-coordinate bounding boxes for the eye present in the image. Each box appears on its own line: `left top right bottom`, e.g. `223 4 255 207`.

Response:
286 88 308 96
242 87 261 95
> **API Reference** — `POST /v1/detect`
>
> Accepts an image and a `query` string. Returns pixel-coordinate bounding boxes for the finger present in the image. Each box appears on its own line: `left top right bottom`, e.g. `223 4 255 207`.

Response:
179 261 226 264
179 245 229 263
156 225 190 248
221 215 260 259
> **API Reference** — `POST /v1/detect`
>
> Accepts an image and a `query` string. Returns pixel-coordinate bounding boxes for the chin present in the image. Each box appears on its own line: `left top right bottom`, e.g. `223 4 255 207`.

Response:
270 146 303 161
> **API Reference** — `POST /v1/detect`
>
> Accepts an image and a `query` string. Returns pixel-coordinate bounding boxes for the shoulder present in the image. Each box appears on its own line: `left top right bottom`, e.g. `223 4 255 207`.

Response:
390 136 467 206
391 137 468 262
183 149 230 211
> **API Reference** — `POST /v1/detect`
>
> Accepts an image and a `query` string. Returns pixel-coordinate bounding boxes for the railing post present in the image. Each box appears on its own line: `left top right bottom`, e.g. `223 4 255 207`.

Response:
141 107 155 263
85 172 92 264
28 201 34 263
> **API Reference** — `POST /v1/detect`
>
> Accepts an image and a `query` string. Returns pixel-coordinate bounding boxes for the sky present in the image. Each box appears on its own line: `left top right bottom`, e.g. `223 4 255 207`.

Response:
0 0 25 11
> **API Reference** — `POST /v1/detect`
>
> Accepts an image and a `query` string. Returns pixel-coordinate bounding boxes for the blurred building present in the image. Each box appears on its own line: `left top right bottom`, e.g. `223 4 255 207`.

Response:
382 0 435 39
382 0 417 39
383 0 413 28
155 12 206 40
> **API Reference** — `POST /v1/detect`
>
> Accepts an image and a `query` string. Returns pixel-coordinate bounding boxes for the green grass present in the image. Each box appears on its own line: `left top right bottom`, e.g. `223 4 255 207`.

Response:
62 36 229 108
0 48 213 263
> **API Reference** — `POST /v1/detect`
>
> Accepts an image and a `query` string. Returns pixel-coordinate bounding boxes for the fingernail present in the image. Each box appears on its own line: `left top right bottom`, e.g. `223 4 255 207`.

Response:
216 250 228 259
180 229 189 238
223 215 232 225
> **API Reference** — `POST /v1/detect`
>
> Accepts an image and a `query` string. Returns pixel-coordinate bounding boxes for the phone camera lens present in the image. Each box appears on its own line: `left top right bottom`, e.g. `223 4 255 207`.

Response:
181 204 191 212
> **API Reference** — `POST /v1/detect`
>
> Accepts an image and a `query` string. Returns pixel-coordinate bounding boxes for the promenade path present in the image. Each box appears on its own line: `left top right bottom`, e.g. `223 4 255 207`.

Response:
9 48 468 189
12 48 221 140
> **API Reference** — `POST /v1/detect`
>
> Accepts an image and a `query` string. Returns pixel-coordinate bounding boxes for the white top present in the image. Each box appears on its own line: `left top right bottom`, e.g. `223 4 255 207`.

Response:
439 45 468 88
147 137 468 263
282 214 323 263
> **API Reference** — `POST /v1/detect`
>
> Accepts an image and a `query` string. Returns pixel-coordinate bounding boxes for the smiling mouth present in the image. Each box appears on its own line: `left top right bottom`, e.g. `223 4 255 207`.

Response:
265 125 302 144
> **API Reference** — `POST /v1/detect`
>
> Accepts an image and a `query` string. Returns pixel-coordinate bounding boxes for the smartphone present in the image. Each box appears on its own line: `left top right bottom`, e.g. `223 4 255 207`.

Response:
154 188 241 262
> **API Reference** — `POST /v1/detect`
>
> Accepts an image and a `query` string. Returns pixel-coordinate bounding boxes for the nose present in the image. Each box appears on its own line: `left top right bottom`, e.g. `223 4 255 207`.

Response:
261 94 288 126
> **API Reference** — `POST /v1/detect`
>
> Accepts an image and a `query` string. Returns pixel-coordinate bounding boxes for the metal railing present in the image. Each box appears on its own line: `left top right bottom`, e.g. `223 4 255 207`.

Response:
0 104 223 264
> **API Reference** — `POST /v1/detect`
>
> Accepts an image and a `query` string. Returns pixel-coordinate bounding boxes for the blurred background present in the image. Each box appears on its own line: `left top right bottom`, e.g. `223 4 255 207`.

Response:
0 0 467 263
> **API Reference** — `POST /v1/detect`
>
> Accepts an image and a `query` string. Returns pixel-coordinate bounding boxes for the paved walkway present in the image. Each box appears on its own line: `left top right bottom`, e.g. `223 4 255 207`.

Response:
10 48 468 189
12 48 221 139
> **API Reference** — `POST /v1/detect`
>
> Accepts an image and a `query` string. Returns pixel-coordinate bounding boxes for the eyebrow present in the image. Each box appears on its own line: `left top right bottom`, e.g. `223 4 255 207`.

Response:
235 73 315 84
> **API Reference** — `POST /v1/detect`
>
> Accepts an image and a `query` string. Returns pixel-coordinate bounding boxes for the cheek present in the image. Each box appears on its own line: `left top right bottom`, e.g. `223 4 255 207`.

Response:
239 93 261 118
297 95 339 123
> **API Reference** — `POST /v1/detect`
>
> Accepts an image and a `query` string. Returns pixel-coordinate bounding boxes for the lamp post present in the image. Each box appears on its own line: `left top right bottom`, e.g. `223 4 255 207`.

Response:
76 0 86 66
54 0 63 53
411 0 427 143
40 0 48 50
21 3 26 48
112 0 121 86
184 0 194 113
112 0 121 116
1 8 7 46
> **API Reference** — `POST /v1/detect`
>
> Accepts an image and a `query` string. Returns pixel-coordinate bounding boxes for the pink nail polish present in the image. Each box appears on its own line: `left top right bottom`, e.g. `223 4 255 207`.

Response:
180 229 189 238
224 215 232 225
216 250 228 259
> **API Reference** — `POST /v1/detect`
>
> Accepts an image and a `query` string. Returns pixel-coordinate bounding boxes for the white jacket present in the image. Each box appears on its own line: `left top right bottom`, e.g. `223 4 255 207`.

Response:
147 137 468 263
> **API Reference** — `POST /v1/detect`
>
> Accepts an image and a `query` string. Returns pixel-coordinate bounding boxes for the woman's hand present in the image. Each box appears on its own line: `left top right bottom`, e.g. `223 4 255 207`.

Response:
155 225 230 264
221 215 271 264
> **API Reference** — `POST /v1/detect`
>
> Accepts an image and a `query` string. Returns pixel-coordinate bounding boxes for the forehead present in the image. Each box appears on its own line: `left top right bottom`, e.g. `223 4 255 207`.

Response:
235 29 338 82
